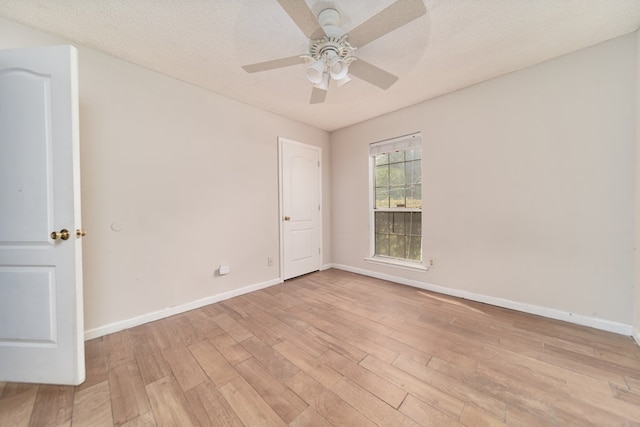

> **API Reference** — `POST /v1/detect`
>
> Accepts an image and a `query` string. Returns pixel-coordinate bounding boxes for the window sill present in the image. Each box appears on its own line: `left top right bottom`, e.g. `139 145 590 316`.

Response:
364 256 429 272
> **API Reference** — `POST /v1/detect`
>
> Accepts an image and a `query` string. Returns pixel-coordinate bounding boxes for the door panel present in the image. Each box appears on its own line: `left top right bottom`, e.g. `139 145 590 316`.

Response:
0 45 84 385
280 138 321 280
0 69 54 244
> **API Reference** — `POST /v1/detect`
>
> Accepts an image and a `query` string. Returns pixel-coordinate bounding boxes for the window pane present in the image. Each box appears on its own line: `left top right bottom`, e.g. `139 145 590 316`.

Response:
407 235 421 261
389 186 406 208
375 165 389 187
375 187 390 208
389 151 404 163
389 163 405 186
406 160 421 185
375 233 390 257
389 234 406 258
407 212 421 236
405 148 421 161
375 153 389 166
406 184 421 209
375 212 391 234
392 212 405 235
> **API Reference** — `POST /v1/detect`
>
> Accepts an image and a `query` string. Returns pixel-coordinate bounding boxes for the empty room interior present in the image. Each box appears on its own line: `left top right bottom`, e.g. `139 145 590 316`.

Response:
1 0 640 425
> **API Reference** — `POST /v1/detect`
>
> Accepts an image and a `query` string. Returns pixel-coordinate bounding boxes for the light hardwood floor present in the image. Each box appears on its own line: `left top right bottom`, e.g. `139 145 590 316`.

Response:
2 269 640 426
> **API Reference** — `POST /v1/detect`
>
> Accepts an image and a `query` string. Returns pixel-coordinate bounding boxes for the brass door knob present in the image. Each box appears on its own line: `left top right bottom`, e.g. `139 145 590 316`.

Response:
76 229 87 238
284 216 291 221
50 229 70 240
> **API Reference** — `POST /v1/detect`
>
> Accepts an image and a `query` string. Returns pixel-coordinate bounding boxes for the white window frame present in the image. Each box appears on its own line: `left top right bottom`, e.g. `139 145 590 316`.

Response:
366 132 427 271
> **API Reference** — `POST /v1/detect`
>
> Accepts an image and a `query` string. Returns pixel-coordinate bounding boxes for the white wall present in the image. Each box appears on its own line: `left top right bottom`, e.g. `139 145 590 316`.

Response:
0 18 331 336
332 34 637 330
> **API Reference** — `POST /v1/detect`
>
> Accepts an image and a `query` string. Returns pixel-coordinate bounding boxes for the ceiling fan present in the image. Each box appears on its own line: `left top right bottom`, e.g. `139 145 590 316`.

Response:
242 0 427 104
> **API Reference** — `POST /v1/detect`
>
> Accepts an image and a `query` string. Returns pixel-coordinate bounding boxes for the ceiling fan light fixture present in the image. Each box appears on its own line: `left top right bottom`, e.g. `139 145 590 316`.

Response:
329 59 349 80
306 59 325 84
314 72 330 91
336 74 351 87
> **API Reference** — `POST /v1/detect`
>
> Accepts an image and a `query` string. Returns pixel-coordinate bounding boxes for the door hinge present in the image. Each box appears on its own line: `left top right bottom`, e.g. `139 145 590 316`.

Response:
318 248 321 255
317 160 320 167
318 204 321 211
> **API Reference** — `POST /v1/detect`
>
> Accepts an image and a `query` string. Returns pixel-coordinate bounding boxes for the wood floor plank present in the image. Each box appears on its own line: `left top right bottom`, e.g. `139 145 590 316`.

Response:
104 330 135 368
145 376 198 427
319 349 407 408
236 311 286 347
399 394 464 427
308 307 399 363
119 411 156 427
285 370 377 427
128 324 171 386
187 339 239 387
273 340 342 388
288 407 332 427
71 380 113 427
359 354 465 420
161 345 207 392
504 403 557 427
149 315 202 350
184 308 223 337
0 386 37 427
241 336 300 381
78 337 107 392
235 357 307 423
218 376 287 427
212 313 255 343
108 359 150 425
0 382 37 400
27 384 74 427
184 380 243 427
395 354 507 420
330 377 420 426
206 330 252 366
460 405 507 427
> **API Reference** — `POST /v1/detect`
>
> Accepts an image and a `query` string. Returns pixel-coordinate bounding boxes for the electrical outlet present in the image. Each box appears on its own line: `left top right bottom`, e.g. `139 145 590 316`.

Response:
429 259 435 268
267 257 273 266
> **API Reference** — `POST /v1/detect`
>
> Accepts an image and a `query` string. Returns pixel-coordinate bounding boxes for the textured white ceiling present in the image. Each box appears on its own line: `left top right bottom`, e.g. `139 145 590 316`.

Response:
0 0 639 131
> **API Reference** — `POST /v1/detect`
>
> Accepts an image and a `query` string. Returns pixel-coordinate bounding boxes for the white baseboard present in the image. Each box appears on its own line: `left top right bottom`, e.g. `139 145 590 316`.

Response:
330 263 633 336
84 277 283 340
633 328 640 346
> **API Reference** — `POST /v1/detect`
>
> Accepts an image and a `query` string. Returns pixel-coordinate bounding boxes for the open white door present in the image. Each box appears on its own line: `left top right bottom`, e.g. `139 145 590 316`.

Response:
0 46 85 385
279 138 322 280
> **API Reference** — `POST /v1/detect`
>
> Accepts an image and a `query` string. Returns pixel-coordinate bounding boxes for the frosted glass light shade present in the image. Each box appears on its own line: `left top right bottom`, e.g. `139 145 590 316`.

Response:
336 74 351 87
330 60 349 80
306 59 325 84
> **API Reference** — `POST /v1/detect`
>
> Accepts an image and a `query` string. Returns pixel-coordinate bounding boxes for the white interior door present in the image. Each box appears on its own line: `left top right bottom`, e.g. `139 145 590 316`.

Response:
0 45 85 385
279 138 322 280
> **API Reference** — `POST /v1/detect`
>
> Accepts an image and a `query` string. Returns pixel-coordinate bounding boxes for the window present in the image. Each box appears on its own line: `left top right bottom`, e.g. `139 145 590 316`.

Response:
370 133 422 264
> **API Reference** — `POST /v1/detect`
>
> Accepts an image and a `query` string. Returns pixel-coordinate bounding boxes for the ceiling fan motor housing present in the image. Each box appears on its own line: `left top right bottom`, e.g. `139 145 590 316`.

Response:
303 9 356 85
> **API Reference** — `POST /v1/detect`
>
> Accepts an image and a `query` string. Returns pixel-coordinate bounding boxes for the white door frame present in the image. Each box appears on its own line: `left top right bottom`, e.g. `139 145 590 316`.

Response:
278 137 322 280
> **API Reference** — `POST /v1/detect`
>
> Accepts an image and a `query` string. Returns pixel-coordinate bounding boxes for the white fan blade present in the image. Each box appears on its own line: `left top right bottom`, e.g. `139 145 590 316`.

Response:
276 0 326 40
349 59 399 90
310 87 327 104
347 0 427 48
242 55 304 73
